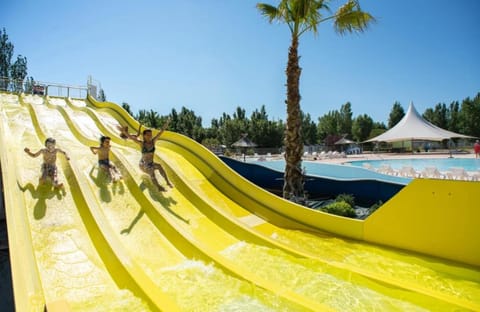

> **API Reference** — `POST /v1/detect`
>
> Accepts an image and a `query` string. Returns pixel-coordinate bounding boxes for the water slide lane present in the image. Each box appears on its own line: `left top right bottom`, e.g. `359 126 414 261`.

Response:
86 97 480 310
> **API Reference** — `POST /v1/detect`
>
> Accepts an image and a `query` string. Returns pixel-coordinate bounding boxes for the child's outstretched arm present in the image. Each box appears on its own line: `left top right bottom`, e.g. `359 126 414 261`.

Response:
136 124 142 137
153 118 171 142
24 148 42 158
90 146 98 154
117 125 130 139
119 126 142 145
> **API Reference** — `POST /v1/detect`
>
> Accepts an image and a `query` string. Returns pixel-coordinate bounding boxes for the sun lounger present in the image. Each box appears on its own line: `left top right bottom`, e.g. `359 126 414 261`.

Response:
471 171 480 182
362 163 374 170
377 164 397 175
398 166 419 178
420 166 444 179
445 167 471 181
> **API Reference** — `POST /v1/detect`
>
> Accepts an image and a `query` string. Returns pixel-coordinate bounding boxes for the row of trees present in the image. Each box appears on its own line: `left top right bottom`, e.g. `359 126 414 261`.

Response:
0 28 32 92
120 92 480 151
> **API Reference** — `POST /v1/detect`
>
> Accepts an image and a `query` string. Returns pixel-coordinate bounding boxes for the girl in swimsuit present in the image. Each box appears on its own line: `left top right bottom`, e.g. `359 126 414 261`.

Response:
24 137 70 188
120 119 172 191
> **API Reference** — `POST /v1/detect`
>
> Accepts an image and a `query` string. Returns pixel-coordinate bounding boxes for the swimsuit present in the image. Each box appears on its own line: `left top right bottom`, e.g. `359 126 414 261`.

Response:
98 159 111 168
142 142 155 154
140 142 156 171
41 163 57 177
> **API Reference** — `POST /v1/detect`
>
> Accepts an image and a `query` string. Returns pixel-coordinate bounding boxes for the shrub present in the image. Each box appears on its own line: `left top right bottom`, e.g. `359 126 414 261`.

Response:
368 200 383 215
335 193 355 207
320 201 356 218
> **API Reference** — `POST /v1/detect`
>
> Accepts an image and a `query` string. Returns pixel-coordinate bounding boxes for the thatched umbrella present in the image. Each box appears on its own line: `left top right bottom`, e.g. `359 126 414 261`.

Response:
232 135 257 161
334 137 356 152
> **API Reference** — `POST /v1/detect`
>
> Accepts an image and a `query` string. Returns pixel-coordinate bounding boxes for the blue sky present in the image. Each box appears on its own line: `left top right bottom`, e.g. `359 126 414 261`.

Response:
2 0 479 126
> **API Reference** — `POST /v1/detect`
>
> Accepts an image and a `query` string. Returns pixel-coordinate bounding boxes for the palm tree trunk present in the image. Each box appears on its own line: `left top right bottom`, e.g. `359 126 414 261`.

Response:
283 35 304 201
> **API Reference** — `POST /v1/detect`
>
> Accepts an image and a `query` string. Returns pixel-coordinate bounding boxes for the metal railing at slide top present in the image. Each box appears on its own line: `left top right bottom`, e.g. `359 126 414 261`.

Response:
0 77 89 99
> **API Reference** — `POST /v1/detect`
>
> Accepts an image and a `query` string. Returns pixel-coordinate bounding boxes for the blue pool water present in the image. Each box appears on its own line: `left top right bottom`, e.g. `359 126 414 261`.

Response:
250 160 411 185
348 157 480 172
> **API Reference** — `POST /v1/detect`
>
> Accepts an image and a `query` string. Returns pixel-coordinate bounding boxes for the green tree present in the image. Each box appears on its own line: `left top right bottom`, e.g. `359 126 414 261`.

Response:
423 103 448 129
175 107 204 142
388 101 404 128
459 93 480 138
0 28 14 90
136 109 161 128
301 111 317 145
423 107 435 124
136 109 148 125
257 0 374 201
216 107 249 147
338 102 353 137
203 118 222 150
10 55 27 92
221 107 250 148
317 110 339 141
145 109 160 128
352 114 373 142
448 101 460 133
121 102 133 116
204 118 220 141
372 121 386 129
250 105 273 147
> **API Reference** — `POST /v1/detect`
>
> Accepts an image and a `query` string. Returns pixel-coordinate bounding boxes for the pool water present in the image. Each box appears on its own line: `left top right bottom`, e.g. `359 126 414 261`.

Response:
348 158 480 172
250 160 410 184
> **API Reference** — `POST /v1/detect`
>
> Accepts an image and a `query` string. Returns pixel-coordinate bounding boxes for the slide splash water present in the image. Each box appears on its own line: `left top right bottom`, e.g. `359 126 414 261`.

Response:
1 92 479 311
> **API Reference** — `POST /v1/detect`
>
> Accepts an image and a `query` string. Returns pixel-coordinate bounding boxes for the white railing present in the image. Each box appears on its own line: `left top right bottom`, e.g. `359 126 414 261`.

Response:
0 77 89 99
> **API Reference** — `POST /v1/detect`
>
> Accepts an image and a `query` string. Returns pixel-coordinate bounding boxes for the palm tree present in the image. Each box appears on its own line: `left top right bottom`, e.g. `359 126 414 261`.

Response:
257 0 375 202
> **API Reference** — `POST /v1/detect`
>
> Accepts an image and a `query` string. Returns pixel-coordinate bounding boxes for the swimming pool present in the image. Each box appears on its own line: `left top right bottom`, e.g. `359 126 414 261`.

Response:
348 157 480 172
250 159 411 184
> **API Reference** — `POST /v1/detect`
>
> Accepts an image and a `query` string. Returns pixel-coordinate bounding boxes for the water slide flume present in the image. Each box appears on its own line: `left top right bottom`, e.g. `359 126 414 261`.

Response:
1 92 478 311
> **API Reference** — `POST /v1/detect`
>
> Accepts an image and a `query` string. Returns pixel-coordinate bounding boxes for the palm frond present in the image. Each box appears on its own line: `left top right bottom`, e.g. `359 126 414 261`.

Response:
256 3 283 23
333 0 376 35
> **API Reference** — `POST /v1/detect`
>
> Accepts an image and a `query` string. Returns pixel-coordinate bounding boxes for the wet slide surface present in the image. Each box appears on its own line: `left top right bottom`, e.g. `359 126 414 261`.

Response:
1 93 479 311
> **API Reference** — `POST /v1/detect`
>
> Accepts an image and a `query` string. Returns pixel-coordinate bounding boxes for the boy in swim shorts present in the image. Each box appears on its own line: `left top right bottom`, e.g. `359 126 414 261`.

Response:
90 136 122 182
24 137 70 188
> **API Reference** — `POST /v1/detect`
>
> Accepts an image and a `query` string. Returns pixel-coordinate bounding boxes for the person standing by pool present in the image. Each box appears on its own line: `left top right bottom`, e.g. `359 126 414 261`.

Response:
474 140 480 158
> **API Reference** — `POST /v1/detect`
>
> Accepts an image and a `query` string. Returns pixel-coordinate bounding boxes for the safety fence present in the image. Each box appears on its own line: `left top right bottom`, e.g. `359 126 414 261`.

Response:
0 77 89 99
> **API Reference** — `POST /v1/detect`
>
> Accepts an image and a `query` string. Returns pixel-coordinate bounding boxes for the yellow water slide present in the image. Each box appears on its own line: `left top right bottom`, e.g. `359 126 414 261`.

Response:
1 92 479 311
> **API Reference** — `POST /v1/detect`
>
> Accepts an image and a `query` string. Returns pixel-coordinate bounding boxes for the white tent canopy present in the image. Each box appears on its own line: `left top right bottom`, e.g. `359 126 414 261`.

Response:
364 102 474 143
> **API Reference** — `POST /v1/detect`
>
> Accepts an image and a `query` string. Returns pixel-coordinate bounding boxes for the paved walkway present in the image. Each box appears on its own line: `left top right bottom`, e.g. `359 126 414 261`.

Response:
310 151 475 165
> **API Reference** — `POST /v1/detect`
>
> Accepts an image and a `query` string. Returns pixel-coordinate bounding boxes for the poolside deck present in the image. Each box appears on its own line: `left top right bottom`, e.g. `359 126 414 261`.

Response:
310 151 475 164
239 151 479 181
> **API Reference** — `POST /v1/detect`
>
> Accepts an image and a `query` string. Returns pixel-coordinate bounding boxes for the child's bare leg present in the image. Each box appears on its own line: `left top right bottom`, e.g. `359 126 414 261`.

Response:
111 165 122 181
40 168 48 185
104 167 114 181
100 164 114 182
109 168 117 182
140 164 165 191
150 173 165 192
155 163 172 187
52 172 63 188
